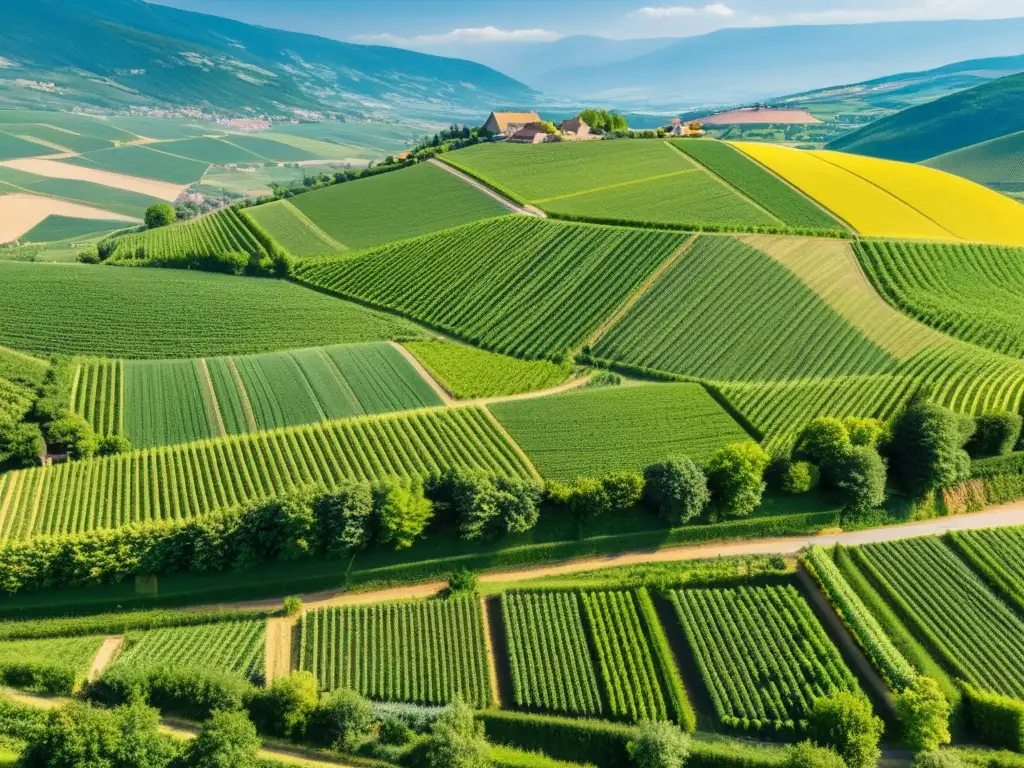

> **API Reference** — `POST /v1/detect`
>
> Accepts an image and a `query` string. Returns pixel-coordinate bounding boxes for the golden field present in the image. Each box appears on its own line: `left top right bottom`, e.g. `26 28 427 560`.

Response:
731 142 1024 246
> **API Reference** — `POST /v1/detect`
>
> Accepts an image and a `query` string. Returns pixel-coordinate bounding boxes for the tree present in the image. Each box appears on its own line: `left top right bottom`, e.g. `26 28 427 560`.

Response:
97 434 132 457
248 671 318 740
188 710 260 768
45 414 97 459
843 418 888 450
567 477 611 522
601 472 645 512
794 418 852 469
786 741 846 768
314 481 374 556
627 721 692 768
895 677 951 753
644 458 710 525
782 461 820 494
535 120 557 134
375 480 433 550
306 688 375 751
890 403 971 496
705 443 771 518
0 420 45 466
807 692 884 768
144 204 175 229
20 702 121 768
967 412 1022 458
421 697 490 768
833 447 887 520
113 702 178 768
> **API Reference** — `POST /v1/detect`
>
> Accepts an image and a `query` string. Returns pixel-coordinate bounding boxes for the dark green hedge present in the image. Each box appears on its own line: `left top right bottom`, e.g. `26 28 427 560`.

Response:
963 684 1024 752
971 452 1024 479
0 660 78 695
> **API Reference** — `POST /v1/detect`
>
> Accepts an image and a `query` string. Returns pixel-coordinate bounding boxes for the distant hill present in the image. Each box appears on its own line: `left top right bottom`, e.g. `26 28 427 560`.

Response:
827 72 1024 162
0 0 535 118
535 19 1024 107
923 130 1024 198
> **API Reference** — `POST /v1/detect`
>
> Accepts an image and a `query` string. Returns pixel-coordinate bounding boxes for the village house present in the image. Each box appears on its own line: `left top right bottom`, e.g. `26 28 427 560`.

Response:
482 110 541 136
507 124 552 144
668 118 705 137
558 116 591 139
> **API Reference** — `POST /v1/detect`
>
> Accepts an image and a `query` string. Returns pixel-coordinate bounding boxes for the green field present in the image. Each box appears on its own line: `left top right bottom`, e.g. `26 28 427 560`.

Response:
267 121 417 159
489 383 752 481
670 140 842 229
289 162 509 250
0 111 138 142
542 169 778 229
294 217 687 360
245 199 346 258
222 134 323 162
296 597 491 705
20 215 122 243
672 584 857 732
856 537 1024 699
404 341 571 399
856 239 1024 358
0 133 53 161
152 137 268 165
0 406 532 539
0 262 422 358
948 527 1024 614
0 635 105 681
114 619 266 682
923 130 1024 192
99 117 213 140
0 166 161 219
8 124 112 154
61 145 211 184
0 346 47 388
123 359 217 447
443 140 693 202
107 206 267 265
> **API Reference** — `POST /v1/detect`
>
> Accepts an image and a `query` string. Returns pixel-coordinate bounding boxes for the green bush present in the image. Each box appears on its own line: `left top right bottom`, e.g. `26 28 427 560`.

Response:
781 461 820 495
967 412 1023 458
247 671 317 740
602 472 645 512
785 741 845 768
313 481 374 557
476 710 635 768
794 419 852 468
441 469 541 540
962 684 1024 752
705 443 771 518
644 458 710 525
890 403 971 496
306 688 375 752
96 434 133 456
627 721 691 768
144 203 176 229
45 414 97 459
913 752 968 768
834 447 887 520
0 421 44 467
896 676 952 753
0 660 78 695
282 596 303 618
421 696 489 768
379 715 414 746
375 480 434 550
87 664 251 721
806 692 883 768
448 569 480 595
843 418 888 450
188 709 260 768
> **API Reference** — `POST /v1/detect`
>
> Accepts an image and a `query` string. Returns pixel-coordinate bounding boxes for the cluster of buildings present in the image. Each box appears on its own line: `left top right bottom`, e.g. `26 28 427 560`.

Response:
481 111 597 144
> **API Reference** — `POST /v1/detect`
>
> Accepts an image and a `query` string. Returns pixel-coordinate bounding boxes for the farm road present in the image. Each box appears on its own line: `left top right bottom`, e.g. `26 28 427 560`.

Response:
428 158 544 217
211 501 1024 612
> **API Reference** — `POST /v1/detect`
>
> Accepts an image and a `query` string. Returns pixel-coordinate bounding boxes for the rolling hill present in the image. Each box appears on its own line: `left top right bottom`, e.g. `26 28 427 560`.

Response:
827 72 1024 162
923 130 1024 196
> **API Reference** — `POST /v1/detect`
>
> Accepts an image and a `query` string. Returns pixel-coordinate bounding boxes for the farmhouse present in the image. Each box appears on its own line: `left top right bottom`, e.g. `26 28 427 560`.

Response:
482 110 541 136
701 106 822 125
558 116 591 138
669 119 705 137
507 124 551 144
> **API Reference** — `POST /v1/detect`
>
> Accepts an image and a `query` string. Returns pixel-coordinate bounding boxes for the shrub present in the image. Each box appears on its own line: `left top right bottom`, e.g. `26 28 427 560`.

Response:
283 596 303 617
782 461 820 495
448 569 480 595
913 752 968 768
962 684 1024 752
0 421 45 467
87 664 250 721
843 418 888 450
0 660 78 695
96 434 133 456
627 721 692 768
233 486 319 566
314 481 374 557
896 677 951 753
144 203 176 229
967 412 1023 458
19 702 120 768
306 688 375 751
188 709 260 768
77 246 100 264
891 403 972 496
444 470 541 539
247 671 317 740
806 692 883 768
113 701 179 768
422 697 490 768
794 419 852 468
644 458 710 525
602 472 645 512
705 443 771 518
567 476 612 521
375 480 433 550
785 741 846 768
833 447 887 520
379 714 413 746
45 414 97 459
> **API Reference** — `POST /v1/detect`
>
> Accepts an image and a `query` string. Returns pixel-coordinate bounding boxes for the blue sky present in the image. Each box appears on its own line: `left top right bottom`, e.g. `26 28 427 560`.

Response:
150 0 1024 44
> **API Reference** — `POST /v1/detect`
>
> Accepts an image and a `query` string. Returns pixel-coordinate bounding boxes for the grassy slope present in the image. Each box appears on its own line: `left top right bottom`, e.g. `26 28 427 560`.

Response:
827 71 1024 162
289 162 508 250
404 341 571 399
0 262 424 358
923 129 1024 190
489 383 752 481
0 133 53 161
20 215 122 243
60 145 211 185
245 199 346 258
293 217 687 361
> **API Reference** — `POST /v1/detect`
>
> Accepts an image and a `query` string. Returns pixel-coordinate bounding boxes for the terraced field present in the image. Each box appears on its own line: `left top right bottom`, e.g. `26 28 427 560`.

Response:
856 240 1024 358
245 199 345 258
294 217 687 360
0 262 422 358
296 597 491 705
290 162 508 250
856 537 1024 699
114 619 266 682
489 383 751 481
106 206 267 264
0 406 532 540
672 584 858 732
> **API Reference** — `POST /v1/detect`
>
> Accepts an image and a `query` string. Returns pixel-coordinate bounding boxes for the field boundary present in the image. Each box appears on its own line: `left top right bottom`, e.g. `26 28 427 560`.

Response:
480 596 504 707
265 616 295 684
429 157 542 216
389 341 454 405
480 405 542 482
533 168 700 204
227 357 258 432
88 635 125 681
281 200 349 253
586 235 697 347
197 358 227 437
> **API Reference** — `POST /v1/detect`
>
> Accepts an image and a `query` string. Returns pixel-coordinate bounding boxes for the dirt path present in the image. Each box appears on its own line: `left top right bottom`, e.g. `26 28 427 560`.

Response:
88 636 125 681
1 158 186 201
265 617 295 685
206 501 1024 613
390 341 454 405
0 193 137 243
468 374 592 406
429 158 543 217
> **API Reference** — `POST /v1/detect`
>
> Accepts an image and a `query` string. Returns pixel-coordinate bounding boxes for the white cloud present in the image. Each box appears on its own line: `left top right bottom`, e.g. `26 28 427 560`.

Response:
633 4 735 17
356 26 560 46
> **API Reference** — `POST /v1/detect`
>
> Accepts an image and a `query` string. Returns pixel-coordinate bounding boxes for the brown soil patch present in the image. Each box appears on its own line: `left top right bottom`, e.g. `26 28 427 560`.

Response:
0 193 137 243
265 617 296 685
88 636 125 681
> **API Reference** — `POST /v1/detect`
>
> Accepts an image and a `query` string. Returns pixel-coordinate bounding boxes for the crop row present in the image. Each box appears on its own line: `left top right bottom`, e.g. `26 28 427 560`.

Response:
108 207 266 262
296 597 491 707
855 537 1024 699
113 618 266 683
0 406 532 541
293 217 686 361
503 591 604 717
947 526 1024 615
857 239 1024 358
72 359 123 436
672 584 857 732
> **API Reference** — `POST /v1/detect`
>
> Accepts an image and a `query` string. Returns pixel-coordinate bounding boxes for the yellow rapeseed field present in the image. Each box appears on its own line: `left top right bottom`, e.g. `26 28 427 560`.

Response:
730 142 954 240
810 150 1024 246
